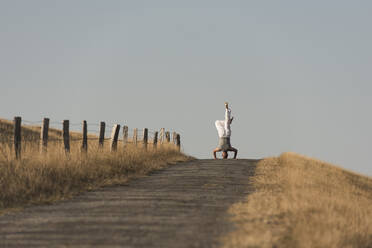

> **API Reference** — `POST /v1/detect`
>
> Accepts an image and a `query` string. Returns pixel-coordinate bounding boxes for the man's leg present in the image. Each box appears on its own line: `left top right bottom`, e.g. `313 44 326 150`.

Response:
213 148 222 159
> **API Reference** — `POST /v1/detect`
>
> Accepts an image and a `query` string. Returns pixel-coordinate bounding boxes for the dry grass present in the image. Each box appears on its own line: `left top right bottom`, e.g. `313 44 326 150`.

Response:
222 152 372 248
0 120 191 215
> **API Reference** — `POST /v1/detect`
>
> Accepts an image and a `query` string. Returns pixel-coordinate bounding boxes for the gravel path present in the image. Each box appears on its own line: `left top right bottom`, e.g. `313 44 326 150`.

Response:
0 159 258 248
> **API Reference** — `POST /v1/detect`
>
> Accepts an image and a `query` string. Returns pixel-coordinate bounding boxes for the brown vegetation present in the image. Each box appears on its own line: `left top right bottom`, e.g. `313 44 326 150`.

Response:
223 152 372 248
0 120 190 214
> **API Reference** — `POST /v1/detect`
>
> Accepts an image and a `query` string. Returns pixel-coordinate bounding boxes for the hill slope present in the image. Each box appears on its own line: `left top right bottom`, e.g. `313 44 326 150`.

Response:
222 152 372 248
0 118 189 214
0 118 86 143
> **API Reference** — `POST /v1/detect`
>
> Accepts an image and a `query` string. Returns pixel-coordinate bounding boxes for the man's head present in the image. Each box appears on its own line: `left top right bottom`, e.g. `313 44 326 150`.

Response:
222 151 228 159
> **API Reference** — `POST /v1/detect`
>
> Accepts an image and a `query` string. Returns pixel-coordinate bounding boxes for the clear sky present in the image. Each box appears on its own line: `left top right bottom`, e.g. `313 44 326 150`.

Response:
1 1 371 175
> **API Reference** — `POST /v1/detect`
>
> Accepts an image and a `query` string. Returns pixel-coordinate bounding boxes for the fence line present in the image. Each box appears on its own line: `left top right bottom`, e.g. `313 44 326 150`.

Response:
1 116 181 158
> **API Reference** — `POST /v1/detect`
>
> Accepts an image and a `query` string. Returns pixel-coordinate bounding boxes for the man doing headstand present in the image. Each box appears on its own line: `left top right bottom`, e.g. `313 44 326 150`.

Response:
213 102 238 159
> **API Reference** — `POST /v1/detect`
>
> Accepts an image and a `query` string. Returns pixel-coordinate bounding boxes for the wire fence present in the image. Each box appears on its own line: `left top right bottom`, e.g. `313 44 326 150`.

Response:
0 116 181 158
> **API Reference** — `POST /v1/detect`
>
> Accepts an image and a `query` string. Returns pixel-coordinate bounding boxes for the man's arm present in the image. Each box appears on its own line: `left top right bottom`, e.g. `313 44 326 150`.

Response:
213 148 221 159
228 147 238 159
233 148 238 159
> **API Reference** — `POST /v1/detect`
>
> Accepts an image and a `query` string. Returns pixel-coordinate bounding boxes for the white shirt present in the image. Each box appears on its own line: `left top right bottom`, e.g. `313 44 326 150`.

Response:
215 108 232 138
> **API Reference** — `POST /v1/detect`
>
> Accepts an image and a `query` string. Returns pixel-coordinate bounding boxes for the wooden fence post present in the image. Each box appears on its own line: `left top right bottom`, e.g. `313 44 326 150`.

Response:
99 121 105 148
14 116 22 159
82 120 88 153
176 134 181 151
143 128 148 150
160 128 165 144
110 124 120 151
63 120 70 154
165 131 170 143
172 131 177 144
133 128 138 146
123 125 128 147
40 117 49 153
153 131 158 149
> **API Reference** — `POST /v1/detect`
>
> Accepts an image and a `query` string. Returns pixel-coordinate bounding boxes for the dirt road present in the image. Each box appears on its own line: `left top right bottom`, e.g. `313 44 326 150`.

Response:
0 159 258 248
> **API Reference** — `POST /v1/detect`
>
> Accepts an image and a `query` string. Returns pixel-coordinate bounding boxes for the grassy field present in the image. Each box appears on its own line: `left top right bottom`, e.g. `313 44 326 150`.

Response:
0 119 190 214
222 152 372 248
